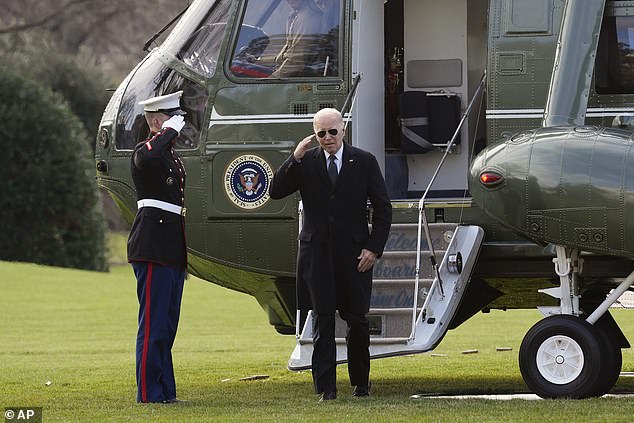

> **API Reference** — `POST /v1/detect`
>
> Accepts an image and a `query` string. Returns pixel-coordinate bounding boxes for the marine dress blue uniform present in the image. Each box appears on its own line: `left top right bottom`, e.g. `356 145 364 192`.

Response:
127 100 187 403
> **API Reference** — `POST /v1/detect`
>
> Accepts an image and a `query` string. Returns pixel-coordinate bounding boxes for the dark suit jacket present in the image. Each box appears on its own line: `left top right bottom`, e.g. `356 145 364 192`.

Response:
127 128 187 270
270 143 392 314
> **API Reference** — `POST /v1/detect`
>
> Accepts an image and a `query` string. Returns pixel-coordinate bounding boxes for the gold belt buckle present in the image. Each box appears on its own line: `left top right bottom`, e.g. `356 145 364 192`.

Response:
181 207 187 217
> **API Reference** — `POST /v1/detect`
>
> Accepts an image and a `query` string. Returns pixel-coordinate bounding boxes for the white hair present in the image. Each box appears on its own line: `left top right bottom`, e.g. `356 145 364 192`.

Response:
313 108 343 128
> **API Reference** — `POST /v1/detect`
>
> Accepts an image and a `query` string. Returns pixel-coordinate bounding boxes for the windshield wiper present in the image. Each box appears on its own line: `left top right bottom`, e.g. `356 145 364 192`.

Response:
143 4 190 52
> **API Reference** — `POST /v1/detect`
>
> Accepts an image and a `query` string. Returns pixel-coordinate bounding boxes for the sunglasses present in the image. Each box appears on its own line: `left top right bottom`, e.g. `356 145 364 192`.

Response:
316 128 339 138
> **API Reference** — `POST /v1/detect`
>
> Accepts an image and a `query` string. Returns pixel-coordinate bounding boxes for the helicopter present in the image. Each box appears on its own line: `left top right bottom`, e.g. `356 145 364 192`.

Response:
95 0 634 398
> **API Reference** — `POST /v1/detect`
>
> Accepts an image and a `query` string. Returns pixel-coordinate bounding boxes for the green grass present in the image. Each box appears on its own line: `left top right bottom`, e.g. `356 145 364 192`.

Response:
3 260 634 422
105 232 128 266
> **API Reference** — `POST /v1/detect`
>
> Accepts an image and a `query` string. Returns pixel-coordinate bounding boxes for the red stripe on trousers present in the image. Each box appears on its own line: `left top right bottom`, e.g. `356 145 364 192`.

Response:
141 262 153 402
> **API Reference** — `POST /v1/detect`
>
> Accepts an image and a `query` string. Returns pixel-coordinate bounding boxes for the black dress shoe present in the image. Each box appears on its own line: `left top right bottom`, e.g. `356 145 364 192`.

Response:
319 391 337 402
352 384 370 397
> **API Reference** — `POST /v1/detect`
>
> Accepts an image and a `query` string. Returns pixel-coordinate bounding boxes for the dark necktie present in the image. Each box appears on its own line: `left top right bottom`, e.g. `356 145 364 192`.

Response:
328 155 338 185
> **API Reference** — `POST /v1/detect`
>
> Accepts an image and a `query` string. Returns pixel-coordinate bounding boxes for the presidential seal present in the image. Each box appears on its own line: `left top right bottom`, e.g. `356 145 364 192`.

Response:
224 154 274 210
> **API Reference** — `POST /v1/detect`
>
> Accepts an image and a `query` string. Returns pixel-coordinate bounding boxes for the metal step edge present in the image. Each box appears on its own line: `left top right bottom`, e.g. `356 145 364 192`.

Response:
367 307 421 314
299 337 410 345
387 223 459 229
381 250 447 257
372 278 431 284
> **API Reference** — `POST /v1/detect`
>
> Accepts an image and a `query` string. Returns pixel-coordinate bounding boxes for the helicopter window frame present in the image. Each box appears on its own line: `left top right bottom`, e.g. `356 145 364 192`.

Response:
114 56 209 152
162 0 223 56
172 0 235 79
595 14 634 95
226 0 343 81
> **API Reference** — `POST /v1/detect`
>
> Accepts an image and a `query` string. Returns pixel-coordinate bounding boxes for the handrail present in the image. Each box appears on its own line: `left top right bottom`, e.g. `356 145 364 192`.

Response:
296 200 304 339
343 73 363 131
342 73 362 115
409 72 487 341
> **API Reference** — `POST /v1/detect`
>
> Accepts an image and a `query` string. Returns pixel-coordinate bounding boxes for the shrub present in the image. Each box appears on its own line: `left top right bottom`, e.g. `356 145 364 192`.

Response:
0 70 107 271
0 32 113 150
34 54 112 148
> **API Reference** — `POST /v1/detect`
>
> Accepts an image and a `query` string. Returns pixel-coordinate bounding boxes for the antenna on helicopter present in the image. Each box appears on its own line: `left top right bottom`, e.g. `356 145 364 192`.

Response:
143 5 190 52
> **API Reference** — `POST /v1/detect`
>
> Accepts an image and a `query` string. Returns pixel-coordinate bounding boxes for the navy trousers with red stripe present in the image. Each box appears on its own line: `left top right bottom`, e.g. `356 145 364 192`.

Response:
132 261 185 403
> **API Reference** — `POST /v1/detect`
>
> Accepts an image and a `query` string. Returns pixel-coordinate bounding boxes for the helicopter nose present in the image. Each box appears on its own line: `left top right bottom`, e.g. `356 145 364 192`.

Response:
470 125 634 255
469 135 529 233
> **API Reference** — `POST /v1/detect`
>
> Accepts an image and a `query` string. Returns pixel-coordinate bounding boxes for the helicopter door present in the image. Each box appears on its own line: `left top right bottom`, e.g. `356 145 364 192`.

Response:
380 0 488 200
204 0 348 220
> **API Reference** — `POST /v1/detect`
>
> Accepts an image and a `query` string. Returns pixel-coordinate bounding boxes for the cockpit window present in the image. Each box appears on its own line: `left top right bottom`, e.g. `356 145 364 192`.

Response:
176 0 233 78
115 56 208 151
596 16 634 94
230 0 341 79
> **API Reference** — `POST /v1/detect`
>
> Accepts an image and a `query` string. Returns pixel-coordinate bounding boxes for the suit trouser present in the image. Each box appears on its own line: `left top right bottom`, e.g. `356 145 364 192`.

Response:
132 261 185 403
311 311 370 393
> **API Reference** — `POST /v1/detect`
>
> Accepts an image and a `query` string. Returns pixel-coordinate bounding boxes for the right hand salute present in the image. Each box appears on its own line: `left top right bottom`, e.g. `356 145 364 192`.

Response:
162 115 186 134
293 134 316 160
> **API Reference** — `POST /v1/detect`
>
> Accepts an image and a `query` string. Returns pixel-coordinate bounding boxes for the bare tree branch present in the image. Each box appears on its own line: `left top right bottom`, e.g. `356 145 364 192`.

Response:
1 0 191 79
0 0 96 34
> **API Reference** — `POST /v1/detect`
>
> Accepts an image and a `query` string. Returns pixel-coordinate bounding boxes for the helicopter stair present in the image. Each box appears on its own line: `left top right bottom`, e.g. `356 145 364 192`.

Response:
288 223 484 370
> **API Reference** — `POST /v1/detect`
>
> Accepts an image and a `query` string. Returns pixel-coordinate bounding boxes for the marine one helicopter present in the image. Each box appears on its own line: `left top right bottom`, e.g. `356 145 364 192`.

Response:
96 0 634 398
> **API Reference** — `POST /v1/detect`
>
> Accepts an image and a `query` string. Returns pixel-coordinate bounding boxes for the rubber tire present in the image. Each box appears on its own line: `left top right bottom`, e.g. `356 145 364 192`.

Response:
591 326 622 397
519 315 604 399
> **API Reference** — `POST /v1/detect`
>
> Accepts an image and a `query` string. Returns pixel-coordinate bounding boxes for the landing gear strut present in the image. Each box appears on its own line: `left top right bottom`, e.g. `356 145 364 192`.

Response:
519 245 629 398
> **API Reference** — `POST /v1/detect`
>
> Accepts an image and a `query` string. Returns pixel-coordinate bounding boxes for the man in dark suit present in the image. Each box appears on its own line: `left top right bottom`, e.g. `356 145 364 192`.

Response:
270 108 392 401
127 91 188 404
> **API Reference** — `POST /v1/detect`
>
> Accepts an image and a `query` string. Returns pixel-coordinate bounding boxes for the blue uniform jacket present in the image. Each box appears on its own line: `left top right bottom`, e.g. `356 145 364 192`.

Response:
127 128 187 270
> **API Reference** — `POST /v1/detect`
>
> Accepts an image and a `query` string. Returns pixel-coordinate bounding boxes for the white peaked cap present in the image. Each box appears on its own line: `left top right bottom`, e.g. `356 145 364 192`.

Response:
139 90 186 115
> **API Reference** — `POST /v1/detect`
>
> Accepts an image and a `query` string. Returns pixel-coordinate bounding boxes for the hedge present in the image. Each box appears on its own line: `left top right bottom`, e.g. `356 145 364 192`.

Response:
0 70 107 271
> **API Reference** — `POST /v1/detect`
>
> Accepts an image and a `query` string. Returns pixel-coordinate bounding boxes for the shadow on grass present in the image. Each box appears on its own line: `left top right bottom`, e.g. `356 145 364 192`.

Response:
182 372 634 406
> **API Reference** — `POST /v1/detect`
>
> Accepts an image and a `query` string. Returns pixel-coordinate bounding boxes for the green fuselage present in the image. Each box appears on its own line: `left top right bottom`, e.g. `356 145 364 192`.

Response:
96 0 634 334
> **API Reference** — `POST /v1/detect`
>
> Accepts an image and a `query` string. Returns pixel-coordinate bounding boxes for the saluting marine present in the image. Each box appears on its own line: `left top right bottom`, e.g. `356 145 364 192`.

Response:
127 90 188 404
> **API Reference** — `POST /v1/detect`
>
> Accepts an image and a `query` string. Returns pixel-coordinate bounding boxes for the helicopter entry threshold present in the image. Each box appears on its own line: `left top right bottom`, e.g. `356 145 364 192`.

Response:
288 224 484 370
289 66 487 369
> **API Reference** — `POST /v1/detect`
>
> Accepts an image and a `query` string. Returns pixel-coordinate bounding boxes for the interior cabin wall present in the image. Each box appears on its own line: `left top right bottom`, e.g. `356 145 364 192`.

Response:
401 0 470 195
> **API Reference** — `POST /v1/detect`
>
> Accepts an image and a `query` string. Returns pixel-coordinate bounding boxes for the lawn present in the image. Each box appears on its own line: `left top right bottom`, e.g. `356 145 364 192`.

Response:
2 260 634 422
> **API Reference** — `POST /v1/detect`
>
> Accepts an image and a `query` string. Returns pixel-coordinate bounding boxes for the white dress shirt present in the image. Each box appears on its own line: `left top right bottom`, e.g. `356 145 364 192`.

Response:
324 144 343 173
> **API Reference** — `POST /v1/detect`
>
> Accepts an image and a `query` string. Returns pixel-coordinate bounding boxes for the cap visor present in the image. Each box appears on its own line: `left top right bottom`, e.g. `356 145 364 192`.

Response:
163 109 187 116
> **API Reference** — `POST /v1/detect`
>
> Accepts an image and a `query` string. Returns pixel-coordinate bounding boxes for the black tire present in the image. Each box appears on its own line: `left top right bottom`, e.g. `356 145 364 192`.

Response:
519 315 604 399
591 326 622 397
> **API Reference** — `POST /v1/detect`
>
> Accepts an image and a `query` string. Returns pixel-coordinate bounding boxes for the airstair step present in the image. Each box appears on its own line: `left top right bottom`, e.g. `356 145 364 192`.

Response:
298 337 410 346
383 223 457 251
370 283 429 308
327 309 416 339
372 278 431 285
289 225 486 371
381 250 446 258
374 251 445 280
368 307 421 314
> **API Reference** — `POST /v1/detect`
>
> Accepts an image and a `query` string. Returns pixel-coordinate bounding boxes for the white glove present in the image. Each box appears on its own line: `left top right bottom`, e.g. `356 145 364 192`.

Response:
162 115 185 134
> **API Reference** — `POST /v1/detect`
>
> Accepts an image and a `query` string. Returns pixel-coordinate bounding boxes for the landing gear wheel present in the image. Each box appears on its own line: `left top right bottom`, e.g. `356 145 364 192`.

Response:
591 326 621 397
519 315 603 398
